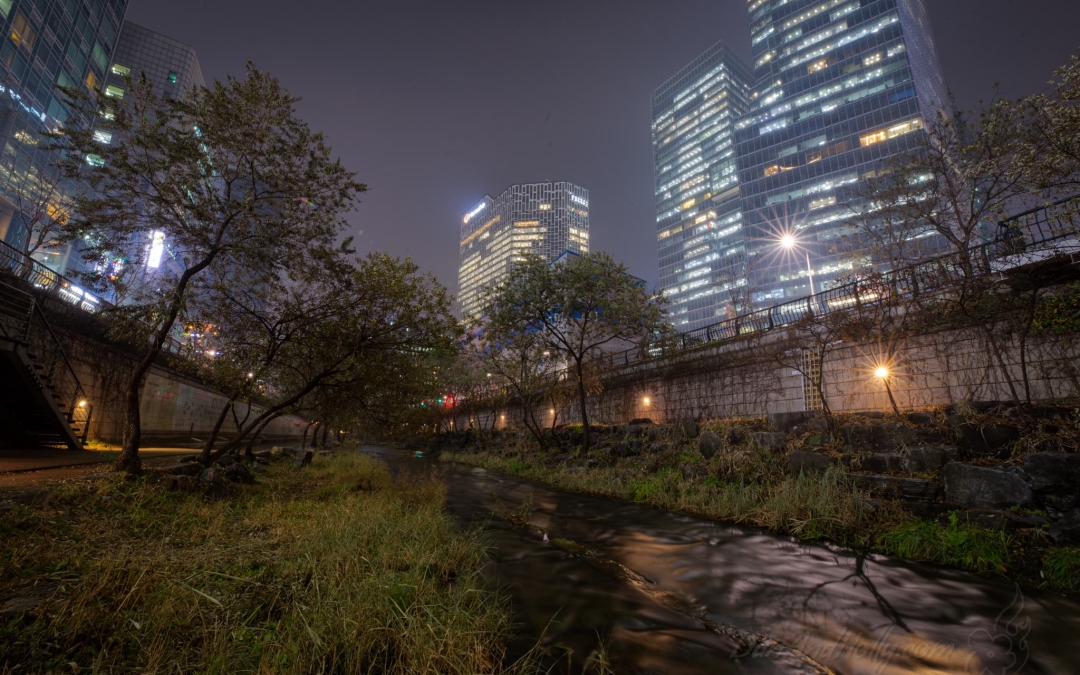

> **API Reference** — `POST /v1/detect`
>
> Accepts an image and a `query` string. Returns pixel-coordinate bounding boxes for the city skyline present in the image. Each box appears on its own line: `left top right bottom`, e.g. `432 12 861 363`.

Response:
119 0 1080 300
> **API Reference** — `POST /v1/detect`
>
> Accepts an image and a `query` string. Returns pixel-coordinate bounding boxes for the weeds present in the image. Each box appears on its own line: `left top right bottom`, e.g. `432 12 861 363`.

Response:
1042 547 1080 595
0 453 535 674
877 512 1012 574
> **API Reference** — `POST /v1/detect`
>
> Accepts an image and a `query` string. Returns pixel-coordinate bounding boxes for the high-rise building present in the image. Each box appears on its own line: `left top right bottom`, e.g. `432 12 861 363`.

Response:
105 22 204 280
652 41 754 330
0 0 129 261
458 181 589 319
732 0 948 308
106 21 204 101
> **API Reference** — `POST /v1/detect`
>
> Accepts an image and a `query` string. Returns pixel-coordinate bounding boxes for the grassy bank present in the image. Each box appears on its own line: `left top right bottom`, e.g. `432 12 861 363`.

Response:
0 453 533 674
440 447 1071 595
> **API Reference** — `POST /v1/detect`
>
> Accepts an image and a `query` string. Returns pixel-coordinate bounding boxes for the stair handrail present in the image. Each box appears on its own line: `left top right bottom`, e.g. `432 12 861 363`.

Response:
0 280 90 444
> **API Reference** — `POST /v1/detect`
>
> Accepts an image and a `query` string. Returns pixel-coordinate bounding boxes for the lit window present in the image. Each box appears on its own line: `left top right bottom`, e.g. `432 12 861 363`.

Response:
93 130 112 144
538 203 552 211
111 63 131 77
764 165 780 177
807 59 828 74
105 85 124 98
860 130 887 147
10 11 35 49
168 71 178 84
513 220 539 228
864 53 883 67
0 0 10 18
806 150 822 164
680 198 697 211
86 71 100 91
85 154 105 167
809 196 837 210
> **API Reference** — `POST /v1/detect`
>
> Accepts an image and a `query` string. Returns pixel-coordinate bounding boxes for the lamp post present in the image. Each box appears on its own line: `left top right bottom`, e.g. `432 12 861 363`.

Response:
875 366 902 418
779 234 815 295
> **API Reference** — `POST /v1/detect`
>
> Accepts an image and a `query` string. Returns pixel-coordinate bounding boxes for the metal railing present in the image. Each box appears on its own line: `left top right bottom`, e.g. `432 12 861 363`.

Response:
595 194 1080 370
0 238 191 357
0 280 92 445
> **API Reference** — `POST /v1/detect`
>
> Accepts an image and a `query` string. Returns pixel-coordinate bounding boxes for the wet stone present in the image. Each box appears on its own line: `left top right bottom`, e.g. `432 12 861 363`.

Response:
698 432 724 460
852 475 941 501
903 446 958 473
750 432 786 452
789 450 837 474
1023 451 1080 518
680 420 700 439
942 463 1034 509
860 453 904 473
906 412 937 427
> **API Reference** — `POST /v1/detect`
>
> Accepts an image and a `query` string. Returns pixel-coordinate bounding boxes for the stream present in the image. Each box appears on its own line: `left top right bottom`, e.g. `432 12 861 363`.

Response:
362 446 1080 674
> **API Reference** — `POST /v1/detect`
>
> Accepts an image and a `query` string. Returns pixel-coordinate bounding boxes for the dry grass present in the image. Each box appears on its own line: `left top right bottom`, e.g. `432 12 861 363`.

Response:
0 453 538 674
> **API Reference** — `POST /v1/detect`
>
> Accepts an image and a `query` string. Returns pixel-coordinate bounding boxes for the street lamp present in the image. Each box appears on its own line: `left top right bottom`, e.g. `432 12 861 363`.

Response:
779 233 815 295
643 396 651 406
874 365 902 417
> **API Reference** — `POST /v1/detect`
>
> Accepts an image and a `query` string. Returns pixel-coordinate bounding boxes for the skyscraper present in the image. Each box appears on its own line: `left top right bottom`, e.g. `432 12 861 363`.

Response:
0 0 129 260
106 21 204 101
458 181 589 319
652 41 754 330
105 22 204 280
733 0 948 308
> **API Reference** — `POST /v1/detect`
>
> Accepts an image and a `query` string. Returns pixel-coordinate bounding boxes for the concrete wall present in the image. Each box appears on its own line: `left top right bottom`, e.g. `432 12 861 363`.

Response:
39 305 307 444
451 323 1080 430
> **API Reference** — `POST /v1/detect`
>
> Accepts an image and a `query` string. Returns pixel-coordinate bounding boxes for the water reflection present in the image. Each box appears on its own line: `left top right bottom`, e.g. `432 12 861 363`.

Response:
365 447 1080 674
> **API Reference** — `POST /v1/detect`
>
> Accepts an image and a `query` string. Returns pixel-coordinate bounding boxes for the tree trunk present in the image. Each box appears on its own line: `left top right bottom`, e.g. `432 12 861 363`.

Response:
575 359 590 450
301 423 312 450
320 425 329 448
199 396 236 466
245 413 278 459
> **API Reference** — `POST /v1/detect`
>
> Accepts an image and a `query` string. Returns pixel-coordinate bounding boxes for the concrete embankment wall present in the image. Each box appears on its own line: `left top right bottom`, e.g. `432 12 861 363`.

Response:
451 323 1080 429
33 298 307 444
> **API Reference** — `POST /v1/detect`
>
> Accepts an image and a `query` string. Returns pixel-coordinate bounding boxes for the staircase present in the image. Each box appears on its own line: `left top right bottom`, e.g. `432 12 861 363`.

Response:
0 281 90 450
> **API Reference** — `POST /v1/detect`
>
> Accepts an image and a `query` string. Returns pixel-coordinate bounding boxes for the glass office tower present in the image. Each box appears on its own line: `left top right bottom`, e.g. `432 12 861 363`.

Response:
733 0 948 307
653 41 754 330
0 0 128 265
107 22 204 100
458 181 589 319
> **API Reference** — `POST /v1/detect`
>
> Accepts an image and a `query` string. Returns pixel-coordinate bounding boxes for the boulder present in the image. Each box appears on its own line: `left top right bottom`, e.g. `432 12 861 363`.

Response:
1023 451 1080 517
952 423 1020 458
1049 509 1080 546
627 418 654 426
942 463 1034 509
680 464 708 480
224 462 255 485
768 411 820 433
791 418 830 435
750 432 787 452
680 420 700 439
726 428 748 446
789 450 838 474
614 439 643 458
624 424 646 438
860 453 904 473
698 431 724 460
902 446 958 473
852 475 941 501
295 450 314 468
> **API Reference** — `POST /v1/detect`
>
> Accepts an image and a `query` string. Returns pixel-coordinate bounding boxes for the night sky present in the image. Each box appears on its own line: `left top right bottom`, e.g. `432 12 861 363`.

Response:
125 0 1080 294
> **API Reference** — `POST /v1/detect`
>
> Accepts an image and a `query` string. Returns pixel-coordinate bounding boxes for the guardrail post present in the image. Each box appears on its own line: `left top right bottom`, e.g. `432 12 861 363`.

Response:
22 298 34 342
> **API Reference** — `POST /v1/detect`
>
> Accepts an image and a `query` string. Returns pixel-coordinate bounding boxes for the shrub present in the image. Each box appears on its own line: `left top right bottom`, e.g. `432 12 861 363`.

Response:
877 513 1011 574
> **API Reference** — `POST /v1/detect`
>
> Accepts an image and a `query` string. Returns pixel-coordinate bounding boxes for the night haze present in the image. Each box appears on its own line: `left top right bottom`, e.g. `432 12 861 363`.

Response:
124 0 1080 295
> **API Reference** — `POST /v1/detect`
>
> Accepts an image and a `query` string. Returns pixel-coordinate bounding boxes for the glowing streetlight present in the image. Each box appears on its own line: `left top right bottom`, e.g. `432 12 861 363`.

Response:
643 396 651 406
776 233 815 295
874 364 902 417
78 400 88 408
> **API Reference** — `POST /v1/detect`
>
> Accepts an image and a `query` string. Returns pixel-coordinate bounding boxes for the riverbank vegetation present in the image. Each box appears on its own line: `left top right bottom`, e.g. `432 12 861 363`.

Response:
0 453 535 674
438 430 1070 596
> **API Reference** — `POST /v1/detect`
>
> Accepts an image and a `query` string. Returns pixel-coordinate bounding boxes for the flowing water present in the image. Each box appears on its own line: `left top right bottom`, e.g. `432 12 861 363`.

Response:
363 446 1080 674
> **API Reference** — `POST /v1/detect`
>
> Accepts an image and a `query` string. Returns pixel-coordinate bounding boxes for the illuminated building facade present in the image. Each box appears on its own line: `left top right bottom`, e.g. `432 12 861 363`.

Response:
458 181 589 319
653 41 754 330
106 22 204 277
733 0 948 307
0 0 129 269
